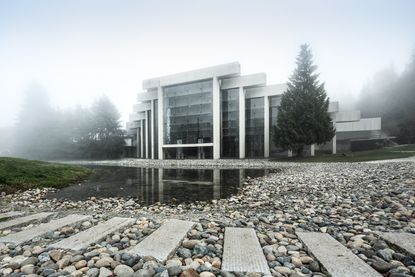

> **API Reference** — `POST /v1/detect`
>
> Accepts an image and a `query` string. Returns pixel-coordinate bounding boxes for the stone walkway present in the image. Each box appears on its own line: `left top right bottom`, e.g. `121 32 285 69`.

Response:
1 212 413 276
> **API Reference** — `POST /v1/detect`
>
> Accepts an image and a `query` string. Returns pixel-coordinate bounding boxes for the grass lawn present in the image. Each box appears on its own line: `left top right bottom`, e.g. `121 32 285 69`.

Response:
0 157 92 194
271 144 415 163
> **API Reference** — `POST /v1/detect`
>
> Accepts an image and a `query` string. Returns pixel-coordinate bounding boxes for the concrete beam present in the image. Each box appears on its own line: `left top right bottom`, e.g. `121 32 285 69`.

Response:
220 73 266 90
336 118 381 132
143 62 240 89
245 84 287 99
133 102 151 112
129 112 145 122
335 110 361 122
137 90 158 102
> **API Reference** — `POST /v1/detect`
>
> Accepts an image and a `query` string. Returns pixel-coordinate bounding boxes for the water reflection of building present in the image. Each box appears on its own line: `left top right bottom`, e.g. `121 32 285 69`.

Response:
125 168 265 204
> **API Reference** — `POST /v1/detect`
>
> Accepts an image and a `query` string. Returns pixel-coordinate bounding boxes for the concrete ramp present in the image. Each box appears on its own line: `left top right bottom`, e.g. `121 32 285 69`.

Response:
0 212 53 230
0 214 91 245
50 217 136 250
297 232 382 277
128 219 194 262
222 227 271 275
379 232 415 258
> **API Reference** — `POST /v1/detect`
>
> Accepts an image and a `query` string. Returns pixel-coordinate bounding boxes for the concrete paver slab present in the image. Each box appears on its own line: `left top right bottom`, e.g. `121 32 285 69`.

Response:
50 217 136 250
128 219 194 262
0 214 91 245
0 212 53 231
297 232 382 277
222 227 271 275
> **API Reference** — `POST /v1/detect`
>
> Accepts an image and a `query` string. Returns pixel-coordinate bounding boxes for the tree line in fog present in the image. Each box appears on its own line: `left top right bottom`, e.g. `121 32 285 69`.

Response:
357 50 415 144
10 85 125 160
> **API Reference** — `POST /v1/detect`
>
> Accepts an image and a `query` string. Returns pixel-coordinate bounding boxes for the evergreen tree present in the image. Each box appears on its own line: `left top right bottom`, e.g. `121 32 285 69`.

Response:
78 96 125 159
273 44 335 156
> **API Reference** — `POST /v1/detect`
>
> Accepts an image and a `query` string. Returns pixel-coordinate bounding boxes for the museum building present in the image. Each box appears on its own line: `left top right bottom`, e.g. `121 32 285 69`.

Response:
126 62 381 159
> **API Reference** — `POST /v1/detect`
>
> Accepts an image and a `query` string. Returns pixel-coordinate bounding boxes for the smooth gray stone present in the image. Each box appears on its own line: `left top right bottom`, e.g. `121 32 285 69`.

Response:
379 232 415 258
50 217 136 250
297 232 382 277
222 227 271 275
128 219 194 262
0 212 53 230
0 211 25 220
0 214 91 245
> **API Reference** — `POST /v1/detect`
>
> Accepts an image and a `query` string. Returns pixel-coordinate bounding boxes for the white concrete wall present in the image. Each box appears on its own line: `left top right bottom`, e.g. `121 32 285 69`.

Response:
336 118 381 132
221 73 266 90
245 84 287 98
143 62 240 89
335 111 361 122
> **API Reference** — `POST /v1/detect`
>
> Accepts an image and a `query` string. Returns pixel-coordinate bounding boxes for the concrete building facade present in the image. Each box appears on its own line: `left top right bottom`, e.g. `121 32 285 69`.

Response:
126 62 382 159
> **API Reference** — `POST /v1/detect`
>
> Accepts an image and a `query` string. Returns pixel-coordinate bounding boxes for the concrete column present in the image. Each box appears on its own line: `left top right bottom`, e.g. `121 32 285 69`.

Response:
157 86 164 160
213 169 220 199
213 76 220 159
140 120 144 158
139 128 140 158
310 144 315 156
264 96 270 158
151 100 155 159
239 87 245 159
145 111 149 159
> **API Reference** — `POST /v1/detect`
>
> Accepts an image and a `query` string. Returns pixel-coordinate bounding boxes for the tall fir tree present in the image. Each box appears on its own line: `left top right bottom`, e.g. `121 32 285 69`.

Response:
273 44 335 156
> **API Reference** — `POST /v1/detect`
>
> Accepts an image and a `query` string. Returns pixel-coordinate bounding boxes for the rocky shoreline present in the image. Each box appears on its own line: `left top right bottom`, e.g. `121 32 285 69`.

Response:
1 161 415 276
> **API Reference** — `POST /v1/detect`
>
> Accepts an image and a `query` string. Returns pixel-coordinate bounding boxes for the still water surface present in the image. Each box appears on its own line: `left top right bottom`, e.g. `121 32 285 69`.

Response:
47 166 270 204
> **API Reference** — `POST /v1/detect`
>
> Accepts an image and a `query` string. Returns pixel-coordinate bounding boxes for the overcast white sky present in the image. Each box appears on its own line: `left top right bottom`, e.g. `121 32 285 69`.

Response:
0 0 414 128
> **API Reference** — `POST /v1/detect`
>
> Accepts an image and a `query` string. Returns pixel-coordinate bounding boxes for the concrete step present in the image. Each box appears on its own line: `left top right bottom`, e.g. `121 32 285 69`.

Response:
127 219 194 262
0 212 53 231
222 227 271 275
0 211 25 220
378 232 415 258
50 217 136 250
0 214 92 245
297 232 382 277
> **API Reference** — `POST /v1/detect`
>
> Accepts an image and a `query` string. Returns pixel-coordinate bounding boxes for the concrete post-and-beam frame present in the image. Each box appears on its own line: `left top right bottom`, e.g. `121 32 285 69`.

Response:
264 96 270 158
213 76 221 160
157 86 164 160
140 120 144 158
145 111 149 159
151 100 155 159
239 87 246 159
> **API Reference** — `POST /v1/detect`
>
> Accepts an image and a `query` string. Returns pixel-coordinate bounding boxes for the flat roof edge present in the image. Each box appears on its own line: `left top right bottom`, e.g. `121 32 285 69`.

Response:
143 62 241 89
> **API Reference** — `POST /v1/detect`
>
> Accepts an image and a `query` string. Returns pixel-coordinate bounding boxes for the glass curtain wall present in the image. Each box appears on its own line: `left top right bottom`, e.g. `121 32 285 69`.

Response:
221 88 239 158
163 80 213 159
246 97 264 157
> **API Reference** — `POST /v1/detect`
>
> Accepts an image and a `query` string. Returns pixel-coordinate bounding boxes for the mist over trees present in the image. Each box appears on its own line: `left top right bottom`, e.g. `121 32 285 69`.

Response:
12 85 125 160
273 44 335 156
358 50 415 144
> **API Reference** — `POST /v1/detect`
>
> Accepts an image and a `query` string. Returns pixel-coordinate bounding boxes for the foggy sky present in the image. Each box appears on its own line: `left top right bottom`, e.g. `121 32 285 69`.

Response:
0 0 414 128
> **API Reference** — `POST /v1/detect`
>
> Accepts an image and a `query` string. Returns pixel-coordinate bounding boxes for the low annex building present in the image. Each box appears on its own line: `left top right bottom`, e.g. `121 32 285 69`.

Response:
126 62 381 159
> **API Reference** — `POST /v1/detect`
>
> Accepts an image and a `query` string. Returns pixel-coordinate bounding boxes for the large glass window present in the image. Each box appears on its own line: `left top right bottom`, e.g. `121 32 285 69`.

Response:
246 97 264 157
163 80 213 145
221 88 239 158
